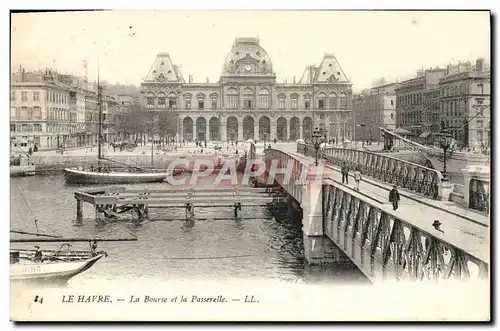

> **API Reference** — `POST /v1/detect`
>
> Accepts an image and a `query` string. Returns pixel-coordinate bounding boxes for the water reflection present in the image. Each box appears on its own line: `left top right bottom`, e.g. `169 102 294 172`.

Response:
11 175 367 287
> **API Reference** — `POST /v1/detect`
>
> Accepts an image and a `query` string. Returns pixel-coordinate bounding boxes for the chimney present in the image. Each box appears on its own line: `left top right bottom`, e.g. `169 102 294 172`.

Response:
189 75 193 83
293 76 296 84
206 77 209 83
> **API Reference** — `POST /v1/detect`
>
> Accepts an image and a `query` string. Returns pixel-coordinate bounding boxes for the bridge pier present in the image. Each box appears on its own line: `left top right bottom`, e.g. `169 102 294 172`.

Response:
301 180 323 236
303 234 351 265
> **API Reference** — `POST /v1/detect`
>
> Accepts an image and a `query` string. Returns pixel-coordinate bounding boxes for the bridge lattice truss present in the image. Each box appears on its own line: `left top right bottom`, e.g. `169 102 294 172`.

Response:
298 143 444 200
263 148 489 283
323 184 488 282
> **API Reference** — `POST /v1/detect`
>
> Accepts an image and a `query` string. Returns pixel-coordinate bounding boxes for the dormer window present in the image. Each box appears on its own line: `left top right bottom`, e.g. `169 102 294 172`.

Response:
329 64 332 67
256 51 261 56
322 72 326 75
235 52 239 55
168 70 171 74
161 62 164 65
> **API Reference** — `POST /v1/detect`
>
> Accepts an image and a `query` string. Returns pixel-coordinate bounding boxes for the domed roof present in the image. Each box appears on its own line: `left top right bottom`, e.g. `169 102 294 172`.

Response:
222 37 274 76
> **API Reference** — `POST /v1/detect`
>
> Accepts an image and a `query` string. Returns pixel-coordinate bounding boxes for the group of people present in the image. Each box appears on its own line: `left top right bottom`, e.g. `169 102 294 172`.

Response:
340 161 400 211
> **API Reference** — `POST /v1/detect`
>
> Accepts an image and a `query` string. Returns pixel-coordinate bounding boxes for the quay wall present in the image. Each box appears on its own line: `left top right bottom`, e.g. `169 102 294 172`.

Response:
24 154 241 175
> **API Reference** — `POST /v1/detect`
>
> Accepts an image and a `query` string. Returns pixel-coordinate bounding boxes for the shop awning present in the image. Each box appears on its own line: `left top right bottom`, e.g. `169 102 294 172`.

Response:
419 132 431 138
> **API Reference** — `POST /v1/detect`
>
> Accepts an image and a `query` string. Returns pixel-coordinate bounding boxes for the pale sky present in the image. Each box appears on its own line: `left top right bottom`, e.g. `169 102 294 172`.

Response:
11 10 490 91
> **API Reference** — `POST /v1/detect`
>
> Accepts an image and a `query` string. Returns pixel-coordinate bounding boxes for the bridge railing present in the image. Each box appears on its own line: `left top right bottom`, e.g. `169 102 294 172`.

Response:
264 148 317 204
323 182 489 283
298 142 444 200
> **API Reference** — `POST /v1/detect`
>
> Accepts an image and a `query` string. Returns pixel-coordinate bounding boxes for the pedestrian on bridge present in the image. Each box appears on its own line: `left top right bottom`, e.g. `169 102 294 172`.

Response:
389 185 400 211
353 167 362 191
341 162 349 185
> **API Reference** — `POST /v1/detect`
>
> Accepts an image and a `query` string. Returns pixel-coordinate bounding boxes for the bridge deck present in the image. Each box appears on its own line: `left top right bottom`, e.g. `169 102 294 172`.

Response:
289 150 489 226
288 151 489 263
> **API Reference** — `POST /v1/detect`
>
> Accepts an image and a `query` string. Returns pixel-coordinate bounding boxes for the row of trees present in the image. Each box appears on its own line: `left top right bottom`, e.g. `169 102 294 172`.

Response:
114 105 179 140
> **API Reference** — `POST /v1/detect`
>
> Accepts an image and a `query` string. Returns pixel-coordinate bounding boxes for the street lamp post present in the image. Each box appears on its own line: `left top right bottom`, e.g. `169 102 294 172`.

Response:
263 132 267 150
312 127 325 166
437 129 453 181
150 111 157 166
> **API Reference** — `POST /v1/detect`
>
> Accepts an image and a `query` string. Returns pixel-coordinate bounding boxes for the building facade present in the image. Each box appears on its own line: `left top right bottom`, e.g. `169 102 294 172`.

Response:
395 68 447 139
352 82 399 142
139 37 353 143
438 58 490 149
10 68 118 150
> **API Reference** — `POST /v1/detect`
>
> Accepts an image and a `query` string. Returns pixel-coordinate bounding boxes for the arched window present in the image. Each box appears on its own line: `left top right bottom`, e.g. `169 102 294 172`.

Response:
146 92 155 107
278 93 286 110
168 92 177 109
291 93 298 110
244 88 253 109
328 92 337 109
157 92 166 107
227 88 238 109
259 89 270 109
317 92 326 110
339 93 348 109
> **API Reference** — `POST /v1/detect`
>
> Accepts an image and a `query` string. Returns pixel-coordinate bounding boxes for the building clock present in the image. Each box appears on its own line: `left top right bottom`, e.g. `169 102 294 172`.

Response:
245 64 251 72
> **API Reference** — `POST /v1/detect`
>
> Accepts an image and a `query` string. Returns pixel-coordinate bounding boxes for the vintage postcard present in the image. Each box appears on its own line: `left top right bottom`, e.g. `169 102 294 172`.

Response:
9 9 491 322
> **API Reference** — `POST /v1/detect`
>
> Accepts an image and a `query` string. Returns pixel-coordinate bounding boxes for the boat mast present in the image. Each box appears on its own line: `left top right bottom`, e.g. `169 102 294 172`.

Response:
97 57 103 160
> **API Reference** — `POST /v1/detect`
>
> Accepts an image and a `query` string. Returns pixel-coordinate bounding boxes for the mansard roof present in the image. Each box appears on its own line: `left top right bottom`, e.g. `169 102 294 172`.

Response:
299 53 349 84
144 53 185 83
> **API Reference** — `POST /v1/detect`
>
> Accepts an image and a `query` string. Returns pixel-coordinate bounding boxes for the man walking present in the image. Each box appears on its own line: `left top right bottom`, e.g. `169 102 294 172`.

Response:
353 166 362 191
389 185 400 211
341 162 349 184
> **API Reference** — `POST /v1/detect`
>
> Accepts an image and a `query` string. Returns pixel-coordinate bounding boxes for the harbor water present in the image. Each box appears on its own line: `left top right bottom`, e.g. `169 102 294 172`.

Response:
10 174 369 288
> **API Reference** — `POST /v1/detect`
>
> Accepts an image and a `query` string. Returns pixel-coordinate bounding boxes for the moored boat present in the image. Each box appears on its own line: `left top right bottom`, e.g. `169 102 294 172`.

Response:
10 248 107 283
64 167 169 185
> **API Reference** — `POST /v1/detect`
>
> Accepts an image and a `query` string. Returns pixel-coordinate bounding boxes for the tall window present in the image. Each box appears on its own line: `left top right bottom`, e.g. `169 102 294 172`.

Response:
22 91 28 101
27 107 33 120
304 98 310 110
157 92 166 107
184 94 192 109
244 88 253 109
317 93 326 110
278 94 285 110
34 124 42 132
259 89 270 109
211 95 217 109
146 92 155 106
291 94 298 110
328 93 337 109
168 92 177 109
197 93 205 109
340 93 348 109
11 91 15 101
227 88 238 109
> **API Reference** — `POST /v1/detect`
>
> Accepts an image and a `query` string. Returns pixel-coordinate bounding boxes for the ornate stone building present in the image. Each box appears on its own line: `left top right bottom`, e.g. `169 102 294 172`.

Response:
140 37 353 143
